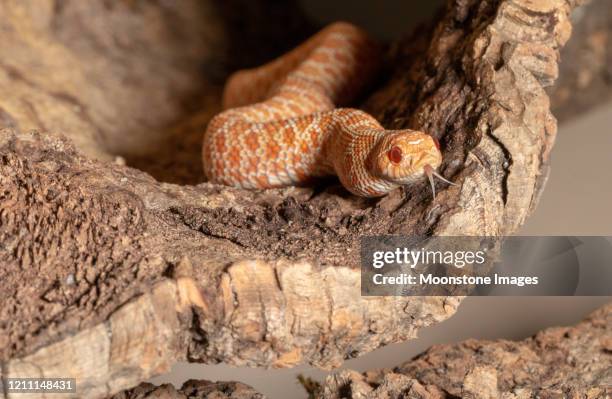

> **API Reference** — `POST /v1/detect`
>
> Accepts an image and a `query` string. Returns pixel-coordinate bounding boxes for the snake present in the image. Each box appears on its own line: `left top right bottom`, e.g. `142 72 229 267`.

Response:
203 22 454 198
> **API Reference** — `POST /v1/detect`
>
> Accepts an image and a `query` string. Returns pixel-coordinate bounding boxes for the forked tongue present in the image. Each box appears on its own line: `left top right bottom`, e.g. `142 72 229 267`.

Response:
424 164 457 199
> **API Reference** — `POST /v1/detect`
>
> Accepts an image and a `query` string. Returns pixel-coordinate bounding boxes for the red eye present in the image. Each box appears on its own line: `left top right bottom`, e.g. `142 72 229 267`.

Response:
388 146 403 164
433 137 441 150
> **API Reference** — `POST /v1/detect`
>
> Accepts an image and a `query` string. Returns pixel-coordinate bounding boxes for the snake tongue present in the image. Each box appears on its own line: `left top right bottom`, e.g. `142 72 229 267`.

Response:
424 164 436 199
424 164 457 199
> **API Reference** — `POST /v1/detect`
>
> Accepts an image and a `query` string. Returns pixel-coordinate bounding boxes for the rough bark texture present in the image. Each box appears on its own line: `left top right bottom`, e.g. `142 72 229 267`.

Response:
320 302 612 399
0 0 592 398
549 0 612 122
111 302 612 398
111 380 264 399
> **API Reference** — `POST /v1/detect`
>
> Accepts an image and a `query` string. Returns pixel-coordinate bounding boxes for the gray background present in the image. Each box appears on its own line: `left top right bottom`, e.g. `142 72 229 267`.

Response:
151 2 612 397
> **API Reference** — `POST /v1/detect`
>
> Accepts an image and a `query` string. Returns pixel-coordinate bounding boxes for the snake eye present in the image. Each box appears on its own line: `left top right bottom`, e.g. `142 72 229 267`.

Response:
388 145 403 164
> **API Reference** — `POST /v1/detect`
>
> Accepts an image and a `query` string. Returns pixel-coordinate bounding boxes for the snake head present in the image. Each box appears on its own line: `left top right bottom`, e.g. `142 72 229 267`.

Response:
370 130 443 185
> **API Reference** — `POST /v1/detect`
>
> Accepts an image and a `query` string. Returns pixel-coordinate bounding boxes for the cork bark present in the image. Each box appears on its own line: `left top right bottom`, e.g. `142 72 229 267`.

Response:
0 0 597 397
319 302 612 399
111 380 264 399
112 302 612 398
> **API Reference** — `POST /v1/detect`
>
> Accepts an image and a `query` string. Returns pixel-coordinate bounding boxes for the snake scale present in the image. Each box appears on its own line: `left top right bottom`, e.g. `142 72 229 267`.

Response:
203 22 453 197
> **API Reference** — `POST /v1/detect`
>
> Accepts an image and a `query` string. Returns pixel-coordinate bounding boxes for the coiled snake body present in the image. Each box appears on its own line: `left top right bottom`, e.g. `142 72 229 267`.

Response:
203 22 448 197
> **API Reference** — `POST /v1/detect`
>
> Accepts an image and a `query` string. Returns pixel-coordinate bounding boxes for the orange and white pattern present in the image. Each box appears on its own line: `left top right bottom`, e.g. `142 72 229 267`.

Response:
203 22 443 197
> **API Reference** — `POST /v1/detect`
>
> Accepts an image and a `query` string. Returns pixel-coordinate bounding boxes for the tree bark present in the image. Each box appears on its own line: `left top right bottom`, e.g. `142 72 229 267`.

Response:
0 0 593 398
319 302 612 398
111 380 264 399
111 302 612 398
